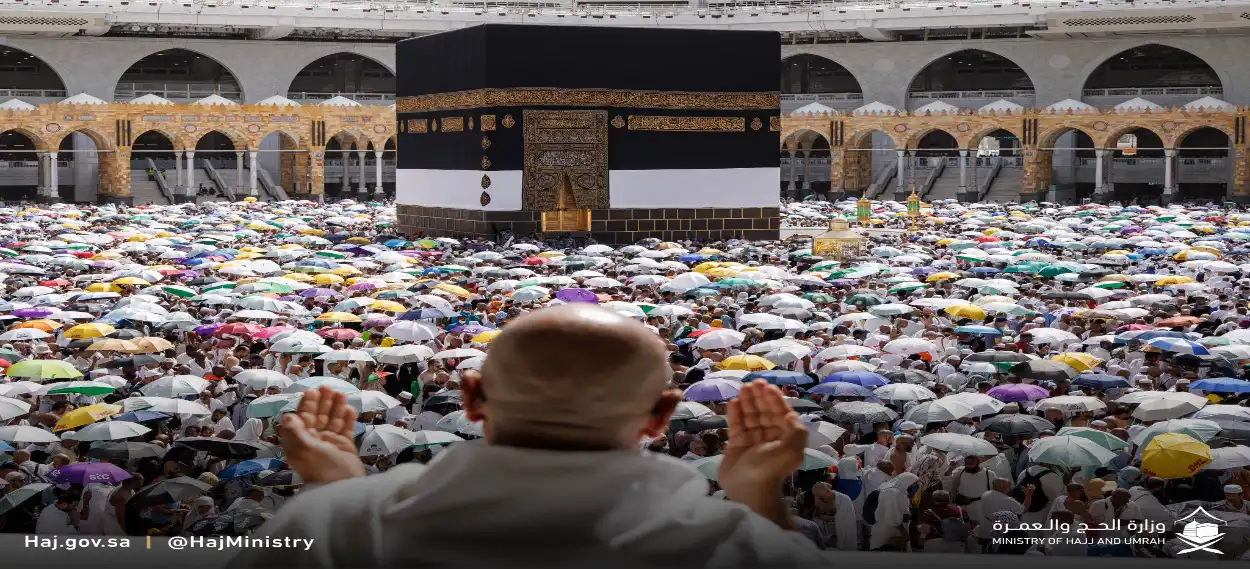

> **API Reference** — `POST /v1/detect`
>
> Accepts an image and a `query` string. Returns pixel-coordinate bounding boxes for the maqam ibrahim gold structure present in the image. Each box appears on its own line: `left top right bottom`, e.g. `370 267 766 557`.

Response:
0 101 395 202
780 105 1247 201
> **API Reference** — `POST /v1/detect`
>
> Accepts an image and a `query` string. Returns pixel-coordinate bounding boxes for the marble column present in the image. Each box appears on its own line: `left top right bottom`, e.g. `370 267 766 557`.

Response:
357 150 368 195
374 150 384 194
47 151 59 200
342 150 352 194
185 151 197 197
786 150 797 195
1164 148 1177 197
959 149 969 194
895 149 906 193
249 151 259 195
173 151 184 194
800 150 812 195
235 152 246 196
1094 148 1109 196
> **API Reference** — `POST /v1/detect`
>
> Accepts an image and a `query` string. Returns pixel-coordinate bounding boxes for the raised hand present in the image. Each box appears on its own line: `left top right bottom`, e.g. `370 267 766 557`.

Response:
278 386 365 484
718 380 806 526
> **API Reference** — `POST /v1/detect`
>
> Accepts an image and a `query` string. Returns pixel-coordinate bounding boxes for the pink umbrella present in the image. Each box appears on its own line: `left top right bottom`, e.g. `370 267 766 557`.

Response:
254 326 294 339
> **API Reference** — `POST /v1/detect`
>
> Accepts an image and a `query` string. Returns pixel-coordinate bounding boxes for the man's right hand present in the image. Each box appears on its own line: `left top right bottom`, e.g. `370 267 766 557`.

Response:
719 380 806 528
279 386 365 485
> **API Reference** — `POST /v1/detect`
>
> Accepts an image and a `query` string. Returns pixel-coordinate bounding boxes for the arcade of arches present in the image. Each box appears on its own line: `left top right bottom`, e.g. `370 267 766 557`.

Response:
0 102 393 203
781 106 1248 204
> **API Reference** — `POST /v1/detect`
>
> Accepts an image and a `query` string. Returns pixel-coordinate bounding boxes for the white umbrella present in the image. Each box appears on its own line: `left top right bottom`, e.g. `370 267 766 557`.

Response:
1027 435 1117 468
815 345 878 360
919 433 999 456
1205 446 1250 471
140 375 210 398
882 338 936 356
358 424 417 456
315 349 376 363
0 425 60 443
817 360 878 376
66 420 150 442
944 392 1006 416
874 383 936 402
0 329 49 341
434 409 483 436
410 430 465 446
1035 395 1107 414
0 396 31 421
0 382 41 398
1132 393 1208 421
671 401 714 420
1028 328 1080 345
384 321 440 343
1192 405 1250 422
693 329 746 350
122 397 212 416
375 344 434 364
348 391 402 413
902 398 977 424
233 369 294 391
806 422 848 448
432 348 487 360
511 287 551 302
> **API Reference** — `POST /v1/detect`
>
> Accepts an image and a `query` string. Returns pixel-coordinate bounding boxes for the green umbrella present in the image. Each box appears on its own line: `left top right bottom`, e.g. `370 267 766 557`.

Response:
802 292 836 303
718 278 758 288
1026 435 1118 468
809 261 841 271
315 251 347 259
1092 281 1126 289
161 285 197 298
846 293 887 307
44 382 115 396
6 360 83 380
0 248 18 258
1039 264 1081 278
889 283 928 294
1003 262 1046 274
1056 427 1131 451
202 282 237 292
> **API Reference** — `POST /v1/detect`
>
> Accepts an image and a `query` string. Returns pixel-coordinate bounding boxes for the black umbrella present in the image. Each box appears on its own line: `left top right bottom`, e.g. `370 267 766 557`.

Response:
85 442 167 461
423 391 462 407
979 414 1055 436
883 369 938 385
1009 360 1078 382
66 339 95 350
131 475 212 507
186 508 274 536
0 483 52 516
174 437 278 459
964 351 1032 365
256 470 303 487
682 415 728 432
823 401 897 424
103 354 163 368
785 397 822 413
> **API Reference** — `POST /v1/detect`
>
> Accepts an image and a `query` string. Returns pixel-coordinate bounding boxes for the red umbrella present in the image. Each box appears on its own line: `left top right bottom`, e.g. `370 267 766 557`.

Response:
1115 324 1154 332
213 323 265 337
685 329 718 339
521 257 549 265
72 252 94 259
975 236 1001 243
39 279 71 287
317 328 360 340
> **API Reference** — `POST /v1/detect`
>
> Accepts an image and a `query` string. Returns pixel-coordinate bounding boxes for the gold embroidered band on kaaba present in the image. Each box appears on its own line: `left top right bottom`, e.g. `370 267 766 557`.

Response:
627 116 745 132
396 88 779 113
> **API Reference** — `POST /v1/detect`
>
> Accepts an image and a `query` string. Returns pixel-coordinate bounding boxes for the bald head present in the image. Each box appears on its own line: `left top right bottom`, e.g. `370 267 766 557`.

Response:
468 304 675 450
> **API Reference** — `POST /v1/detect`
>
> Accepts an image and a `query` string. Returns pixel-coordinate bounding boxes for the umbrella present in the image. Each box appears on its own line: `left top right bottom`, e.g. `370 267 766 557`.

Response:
808 382 876 398
5 359 82 380
175 437 277 459
1009 360 1077 382
1190 377 1250 394
1027 435 1118 468
84 441 167 461
919 433 999 456
903 399 977 424
0 483 52 516
1130 392 1208 421
359 425 418 456
348 391 402 413
742 370 814 386
822 371 889 388
690 448 837 481
1055 426 1131 451
806 422 848 448
986 384 1051 403
66 420 150 442
54 403 123 431
0 424 61 443
130 475 213 506
186 508 275 536
1141 433 1212 479
883 369 939 385
683 379 743 402
1205 446 1250 471
1130 419 1222 448
219 458 287 479
1035 396 1106 414
978 414 1055 436
46 462 133 484
1071 373 1132 390
824 401 897 424
257 470 303 487
0 396 30 421
873 383 936 402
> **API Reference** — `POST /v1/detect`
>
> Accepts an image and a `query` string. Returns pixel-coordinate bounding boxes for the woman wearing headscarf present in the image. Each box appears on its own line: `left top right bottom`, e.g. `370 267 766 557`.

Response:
834 457 863 501
181 496 217 531
869 472 919 551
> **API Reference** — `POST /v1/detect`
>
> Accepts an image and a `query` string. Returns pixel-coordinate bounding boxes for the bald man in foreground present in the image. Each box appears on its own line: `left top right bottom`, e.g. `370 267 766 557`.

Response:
233 304 829 569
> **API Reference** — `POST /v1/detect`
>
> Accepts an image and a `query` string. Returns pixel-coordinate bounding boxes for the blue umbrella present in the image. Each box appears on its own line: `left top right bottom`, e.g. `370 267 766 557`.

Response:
1072 373 1131 390
114 410 170 423
743 370 814 386
383 239 407 248
808 382 876 398
822 371 889 388
679 254 708 263
954 325 1003 336
1120 330 1190 343
1146 337 1210 355
219 458 287 479
969 267 1001 274
0 440 12 452
1190 378 1250 394
682 378 743 402
1138 248 1167 256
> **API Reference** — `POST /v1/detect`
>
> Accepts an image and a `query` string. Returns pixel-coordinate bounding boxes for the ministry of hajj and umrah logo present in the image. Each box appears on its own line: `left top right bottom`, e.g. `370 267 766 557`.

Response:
1175 507 1227 555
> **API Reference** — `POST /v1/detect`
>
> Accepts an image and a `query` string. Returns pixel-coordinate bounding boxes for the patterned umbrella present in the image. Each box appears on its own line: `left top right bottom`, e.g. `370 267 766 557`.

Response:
823 401 897 424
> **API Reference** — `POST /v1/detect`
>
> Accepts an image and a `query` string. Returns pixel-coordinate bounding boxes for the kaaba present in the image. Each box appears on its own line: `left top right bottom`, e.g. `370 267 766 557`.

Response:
393 24 781 244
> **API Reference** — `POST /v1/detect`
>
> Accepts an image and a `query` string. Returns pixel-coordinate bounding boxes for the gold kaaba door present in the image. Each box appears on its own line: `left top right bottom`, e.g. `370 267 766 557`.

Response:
522 109 609 233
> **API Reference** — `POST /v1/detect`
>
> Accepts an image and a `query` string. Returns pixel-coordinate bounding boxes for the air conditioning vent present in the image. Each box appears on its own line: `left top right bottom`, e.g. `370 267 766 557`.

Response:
1062 14 1196 26
0 15 90 26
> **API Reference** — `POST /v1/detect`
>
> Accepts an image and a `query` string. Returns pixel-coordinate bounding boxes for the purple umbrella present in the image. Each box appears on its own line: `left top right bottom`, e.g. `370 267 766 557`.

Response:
822 371 890 388
299 288 342 298
12 308 53 318
555 288 598 304
683 378 743 402
194 323 223 336
450 323 492 335
363 316 393 328
347 282 378 291
179 270 201 278
46 462 133 485
987 383 1051 403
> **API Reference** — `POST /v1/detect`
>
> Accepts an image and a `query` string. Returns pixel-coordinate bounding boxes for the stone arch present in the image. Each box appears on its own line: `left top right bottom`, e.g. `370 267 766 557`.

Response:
0 126 50 152
286 51 395 99
50 127 112 152
191 127 249 151
966 125 1025 151
111 48 246 101
129 125 187 150
1080 43 1225 93
327 128 369 150
253 127 305 149
780 53 864 96
781 129 830 152
906 49 1036 95
1038 125 1101 149
903 127 961 150
0 44 68 94
1172 123 1234 150
1099 124 1167 151
846 128 903 149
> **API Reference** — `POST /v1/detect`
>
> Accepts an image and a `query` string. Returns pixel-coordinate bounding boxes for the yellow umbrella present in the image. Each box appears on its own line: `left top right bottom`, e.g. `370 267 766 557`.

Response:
112 277 152 286
330 266 362 276
87 338 140 352
14 319 62 331
435 283 472 299
282 273 315 283
85 283 122 293
133 337 175 353
54 403 123 432
718 355 776 371
945 305 987 320
371 300 407 313
1141 433 1212 479
692 262 722 274
538 251 567 258
925 272 961 282
64 323 116 339
316 312 363 323
126 234 150 242
1051 352 1102 372
1191 246 1222 255
705 267 741 279
935 238 957 246
314 274 345 285
1098 274 1132 283
298 229 326 236
471 330 502 344
1155 276 1195 286
92 251 122 259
